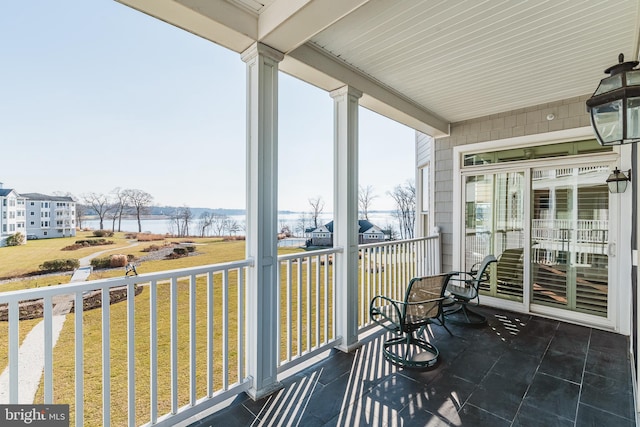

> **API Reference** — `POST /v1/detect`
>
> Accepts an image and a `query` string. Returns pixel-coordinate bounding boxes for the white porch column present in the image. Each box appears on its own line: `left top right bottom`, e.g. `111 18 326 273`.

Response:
241 42 284 400
331 85 362 352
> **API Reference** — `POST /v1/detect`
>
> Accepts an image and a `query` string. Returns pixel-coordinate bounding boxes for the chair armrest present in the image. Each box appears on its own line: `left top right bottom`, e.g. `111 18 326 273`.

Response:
370 295 403 333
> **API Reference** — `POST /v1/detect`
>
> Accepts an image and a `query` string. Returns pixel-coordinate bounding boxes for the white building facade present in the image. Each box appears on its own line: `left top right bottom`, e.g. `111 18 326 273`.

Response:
0 183 26 247
22 193 76 239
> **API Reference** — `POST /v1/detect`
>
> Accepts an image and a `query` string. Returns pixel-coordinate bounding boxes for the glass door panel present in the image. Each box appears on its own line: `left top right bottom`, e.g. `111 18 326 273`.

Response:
464 171 525 302
531 166 610 316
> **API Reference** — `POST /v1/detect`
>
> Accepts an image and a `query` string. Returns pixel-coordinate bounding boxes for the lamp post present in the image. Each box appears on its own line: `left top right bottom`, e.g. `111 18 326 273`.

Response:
586 53 640 146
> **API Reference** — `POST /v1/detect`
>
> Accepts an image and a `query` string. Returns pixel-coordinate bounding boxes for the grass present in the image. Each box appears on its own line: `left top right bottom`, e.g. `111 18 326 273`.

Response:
1 233 315 426
0 231 134 279
0 232 414 426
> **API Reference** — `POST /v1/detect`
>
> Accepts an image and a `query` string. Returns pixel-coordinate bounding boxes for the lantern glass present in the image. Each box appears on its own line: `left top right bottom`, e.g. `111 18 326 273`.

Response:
592 100 622 144
608 179 627 193
594 74 622 95
627 97 640 139
627 70 640 86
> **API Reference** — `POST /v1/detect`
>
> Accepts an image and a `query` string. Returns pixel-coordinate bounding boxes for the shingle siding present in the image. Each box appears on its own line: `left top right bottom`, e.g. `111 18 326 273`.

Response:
424 94 592 272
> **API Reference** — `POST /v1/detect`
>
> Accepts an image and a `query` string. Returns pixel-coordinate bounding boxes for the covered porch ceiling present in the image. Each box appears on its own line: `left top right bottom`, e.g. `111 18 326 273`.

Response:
117 0 640 138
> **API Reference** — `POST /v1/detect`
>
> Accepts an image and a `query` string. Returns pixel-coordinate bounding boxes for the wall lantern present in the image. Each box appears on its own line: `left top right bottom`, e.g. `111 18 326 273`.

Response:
586 53 640 146
606 168 631 193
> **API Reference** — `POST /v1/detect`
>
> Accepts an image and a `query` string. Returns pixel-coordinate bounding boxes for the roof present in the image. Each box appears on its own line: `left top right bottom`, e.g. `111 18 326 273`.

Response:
0 188 17 197
117 0 640 137
319 220 380 234
21 193 75 202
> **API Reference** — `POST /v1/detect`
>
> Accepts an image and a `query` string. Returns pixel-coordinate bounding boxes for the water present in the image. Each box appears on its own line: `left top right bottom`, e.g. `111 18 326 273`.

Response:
81 212 398 236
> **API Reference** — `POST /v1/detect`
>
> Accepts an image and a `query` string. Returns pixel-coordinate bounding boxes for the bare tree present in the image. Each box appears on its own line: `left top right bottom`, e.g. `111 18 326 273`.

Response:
198 211 215 237
75 203 86 229
110 187 129 232
296 212 310 237
211 213 228 236
388 181 416 240
359 185 377 220
308 196 325 229
228 220 241 235
82 192 111 230
170 206 193 237
123 189 153 233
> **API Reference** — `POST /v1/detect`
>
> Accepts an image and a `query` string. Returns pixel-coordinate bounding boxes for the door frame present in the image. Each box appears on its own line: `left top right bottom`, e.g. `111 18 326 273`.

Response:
452 127 632 333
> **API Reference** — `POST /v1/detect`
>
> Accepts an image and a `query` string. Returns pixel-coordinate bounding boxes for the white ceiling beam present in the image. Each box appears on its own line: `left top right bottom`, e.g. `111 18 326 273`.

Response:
285 44 450 137
259 0 371 53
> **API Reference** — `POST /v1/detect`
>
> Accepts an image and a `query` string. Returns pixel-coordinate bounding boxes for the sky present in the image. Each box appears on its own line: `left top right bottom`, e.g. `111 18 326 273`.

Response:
0 0 416 213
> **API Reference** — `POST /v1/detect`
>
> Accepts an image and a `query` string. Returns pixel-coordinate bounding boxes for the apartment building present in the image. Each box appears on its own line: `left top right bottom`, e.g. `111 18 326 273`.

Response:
0 182 26 246
21 193 76 239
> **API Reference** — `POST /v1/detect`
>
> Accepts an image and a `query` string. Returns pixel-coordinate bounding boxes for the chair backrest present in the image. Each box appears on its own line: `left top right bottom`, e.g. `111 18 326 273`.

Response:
470 255 497 289
403 274 450 328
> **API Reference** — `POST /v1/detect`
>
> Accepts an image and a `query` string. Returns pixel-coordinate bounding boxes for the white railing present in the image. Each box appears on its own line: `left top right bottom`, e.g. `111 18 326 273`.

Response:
0 261 252 427
0 235 441 426
357 235 441 329
276 248 341 370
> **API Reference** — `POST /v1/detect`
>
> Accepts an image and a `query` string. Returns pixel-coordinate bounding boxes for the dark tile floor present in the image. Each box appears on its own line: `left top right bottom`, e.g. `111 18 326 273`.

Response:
190 306 636 426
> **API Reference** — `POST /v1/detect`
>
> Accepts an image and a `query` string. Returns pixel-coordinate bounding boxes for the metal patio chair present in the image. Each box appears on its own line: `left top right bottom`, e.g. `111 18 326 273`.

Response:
370 274 453 368
444 255 497 326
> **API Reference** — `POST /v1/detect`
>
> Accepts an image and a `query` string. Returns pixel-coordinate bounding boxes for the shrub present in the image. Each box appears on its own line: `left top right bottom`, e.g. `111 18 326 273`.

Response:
93 230 114 237
6 233 25 246
90 257 111 269
40 259 80 272
173 247 189 256
136 233 166 242
62 244 85 251
124 233 138 239
185 245 196 253
110 254 128 267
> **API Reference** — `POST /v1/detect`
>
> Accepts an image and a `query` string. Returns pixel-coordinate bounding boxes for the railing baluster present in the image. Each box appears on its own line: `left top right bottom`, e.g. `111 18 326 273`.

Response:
306 257 311 353
150 280 158 424
75 291 84 427
238 267 245 381
101 288 110 427
206 272 213 397
189 274 196 406
315 256 320 349
8 301 18 404
44 296 53 404
222 270 229 390
286 259 292 362
170 277 178 414
296 258 302 357
323 254 329 345
127 281 135 427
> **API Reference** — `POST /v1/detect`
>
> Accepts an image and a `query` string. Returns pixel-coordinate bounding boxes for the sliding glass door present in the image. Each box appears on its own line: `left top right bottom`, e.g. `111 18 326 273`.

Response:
463 164 612 318
464 171 525 302
531 166 610 316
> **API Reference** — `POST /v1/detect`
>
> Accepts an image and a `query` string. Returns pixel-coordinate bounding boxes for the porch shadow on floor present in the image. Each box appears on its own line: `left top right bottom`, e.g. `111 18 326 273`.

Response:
189 306 636 427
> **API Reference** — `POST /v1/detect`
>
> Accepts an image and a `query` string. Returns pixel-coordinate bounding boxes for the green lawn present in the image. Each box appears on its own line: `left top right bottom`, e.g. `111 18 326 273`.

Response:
1 233 314 426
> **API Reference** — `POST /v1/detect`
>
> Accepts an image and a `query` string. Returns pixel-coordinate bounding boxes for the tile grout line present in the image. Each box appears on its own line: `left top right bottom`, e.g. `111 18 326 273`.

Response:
508 318 557 427
573 328 592 426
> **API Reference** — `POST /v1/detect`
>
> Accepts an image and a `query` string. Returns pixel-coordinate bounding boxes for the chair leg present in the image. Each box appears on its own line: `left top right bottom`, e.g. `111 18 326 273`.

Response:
445 301 487 326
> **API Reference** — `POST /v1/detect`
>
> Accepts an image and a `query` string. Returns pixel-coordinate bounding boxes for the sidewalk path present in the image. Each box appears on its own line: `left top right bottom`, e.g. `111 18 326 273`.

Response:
0 316 66 404
0 241 139 404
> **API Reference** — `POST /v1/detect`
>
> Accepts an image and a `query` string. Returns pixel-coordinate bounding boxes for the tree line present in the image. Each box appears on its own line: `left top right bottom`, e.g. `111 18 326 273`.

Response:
80 188 153 233
79 180 416 239
287 181 416 240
